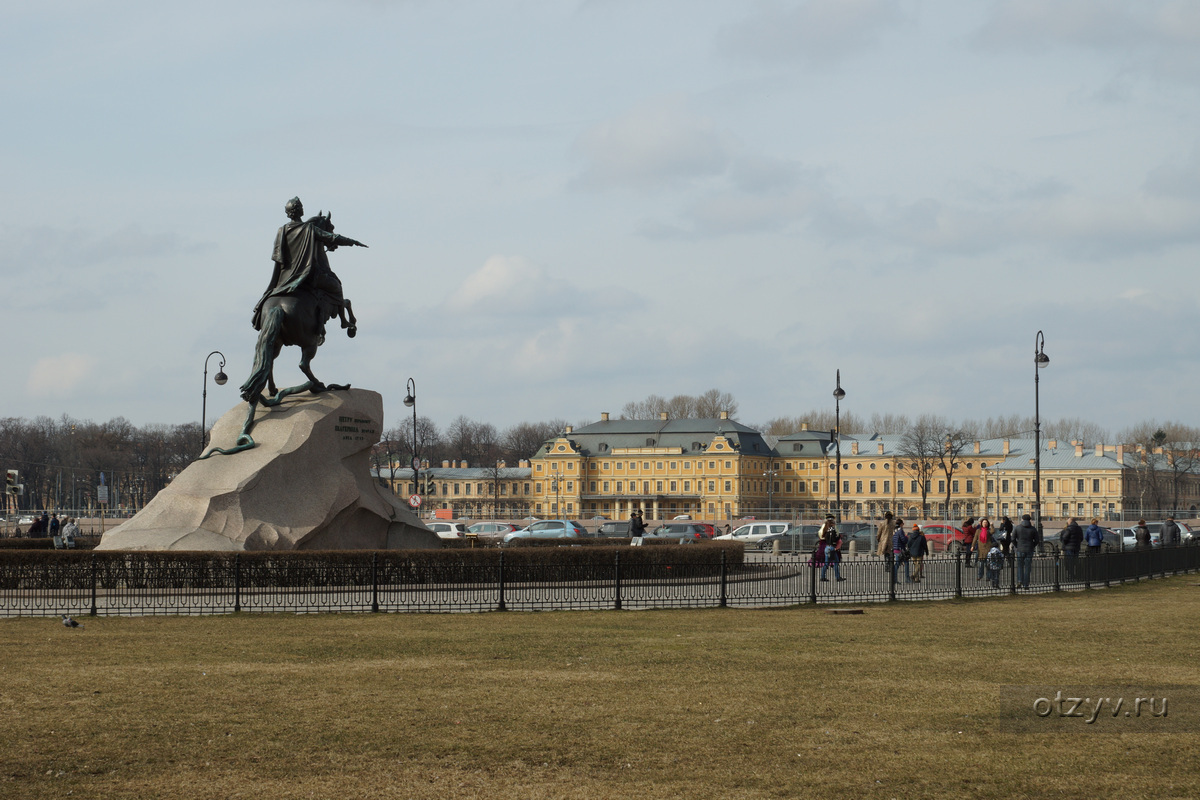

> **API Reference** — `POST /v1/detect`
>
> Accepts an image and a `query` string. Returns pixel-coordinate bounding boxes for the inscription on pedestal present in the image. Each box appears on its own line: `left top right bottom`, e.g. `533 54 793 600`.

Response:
335 415 377 443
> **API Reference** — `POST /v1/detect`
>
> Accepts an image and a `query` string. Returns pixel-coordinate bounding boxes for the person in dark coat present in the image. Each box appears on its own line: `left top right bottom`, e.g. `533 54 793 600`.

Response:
1084 518 1105 554
1012 514 1040 589
1134 519 1152 550
997 516 1014 556
1162 517 1181 547
908 524 929 582
1060 517 1083 579
891 520 910 583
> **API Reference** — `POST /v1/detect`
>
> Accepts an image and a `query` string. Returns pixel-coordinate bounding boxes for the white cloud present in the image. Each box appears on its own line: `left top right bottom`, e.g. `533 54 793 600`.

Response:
717 0 909 65
571 95 736 190
27 354 94 396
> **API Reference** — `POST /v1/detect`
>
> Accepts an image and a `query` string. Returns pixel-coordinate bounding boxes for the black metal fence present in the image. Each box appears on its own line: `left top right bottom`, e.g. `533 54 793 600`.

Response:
2 544 1198 617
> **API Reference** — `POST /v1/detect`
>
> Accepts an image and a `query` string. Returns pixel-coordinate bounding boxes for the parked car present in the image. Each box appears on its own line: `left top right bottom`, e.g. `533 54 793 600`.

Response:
918 524 968 553
756 524 821 552
502 519 587 544
1112 521 1192 550
695 523 717 538
714 522 790 543
644 523 707 543
755 522 873 553
1040 525 1120 554
467 522 518 537
428 522 468 539
595 521 632 537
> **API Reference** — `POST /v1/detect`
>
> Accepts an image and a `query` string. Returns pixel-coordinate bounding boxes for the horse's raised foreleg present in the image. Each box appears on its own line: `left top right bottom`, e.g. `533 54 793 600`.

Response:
340 298 357 338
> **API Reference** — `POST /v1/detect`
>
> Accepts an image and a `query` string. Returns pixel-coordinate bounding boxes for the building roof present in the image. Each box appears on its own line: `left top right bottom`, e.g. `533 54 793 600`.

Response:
534 416 775 458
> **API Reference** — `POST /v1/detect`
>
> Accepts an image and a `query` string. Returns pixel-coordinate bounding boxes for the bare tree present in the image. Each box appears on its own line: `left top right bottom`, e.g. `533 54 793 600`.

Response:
502 419 567 462
621 389 739 420
939 430 972 517
897 415 947 514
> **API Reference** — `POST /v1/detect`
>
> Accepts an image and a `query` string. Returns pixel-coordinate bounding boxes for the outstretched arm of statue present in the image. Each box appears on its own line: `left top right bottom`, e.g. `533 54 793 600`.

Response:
314 227 368 249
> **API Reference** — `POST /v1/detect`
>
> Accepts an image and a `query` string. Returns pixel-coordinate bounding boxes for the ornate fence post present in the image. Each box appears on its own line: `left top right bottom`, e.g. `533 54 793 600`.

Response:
614 551 622 611
1008 552 1016 595
719 550 727 609
888 553 896 602
808 556 817 604
954 550 962 599
89 554 97 617
497 551 507 612
233 553 241 613
371 552 379 613
1053 552 1061 593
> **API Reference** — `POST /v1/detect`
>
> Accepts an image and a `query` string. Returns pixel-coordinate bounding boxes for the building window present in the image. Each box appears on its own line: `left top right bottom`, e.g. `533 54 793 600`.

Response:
951 480 959 493
616 463 623 471
966 480 974 493
856 481 863 493
643 481 650 494
683 480 691 492
1001 479 1009 493
603 481 610 492
869 480 877 493
615 481 622 492
1092 479 1100 492
938 480 946 493
883 480 890 493
1016 480 1024 493
725 461 732 469
465 484 471 495
724 481 732 492
829 480 836 493
785 481 793 492
670 481 677 491
1077 479 1085 492
843 481 850 493
656 481 663 492
707 481 715 491
645 462 652 470
589 481 596 492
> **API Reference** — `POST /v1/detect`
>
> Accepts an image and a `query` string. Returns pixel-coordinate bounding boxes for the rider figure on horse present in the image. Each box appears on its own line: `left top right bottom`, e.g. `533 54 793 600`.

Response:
252 196 366 339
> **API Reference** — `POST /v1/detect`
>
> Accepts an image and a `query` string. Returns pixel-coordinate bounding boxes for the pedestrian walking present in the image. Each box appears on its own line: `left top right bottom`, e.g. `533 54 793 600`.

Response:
1060 517 1083 579
908 524 929 582
875 510 894 557
1012 514 1040 589
891 519 910 583
961 517 977 568
986 542 1004 589
974 518 993 580
997 515 1014 556
819 517 844 582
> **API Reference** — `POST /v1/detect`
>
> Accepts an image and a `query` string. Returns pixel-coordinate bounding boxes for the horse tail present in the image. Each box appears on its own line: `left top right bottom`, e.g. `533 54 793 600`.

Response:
239 304 284 401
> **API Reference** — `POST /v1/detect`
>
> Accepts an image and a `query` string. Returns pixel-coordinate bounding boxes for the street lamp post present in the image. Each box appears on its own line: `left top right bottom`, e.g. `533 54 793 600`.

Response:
201 351 228 452
403 378 419 503
764 468 778 520
833 370 846 521
1034 332 1049 538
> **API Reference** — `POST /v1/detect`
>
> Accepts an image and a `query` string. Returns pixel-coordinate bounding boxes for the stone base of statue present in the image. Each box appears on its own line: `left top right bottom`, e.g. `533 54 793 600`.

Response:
96 389 440 551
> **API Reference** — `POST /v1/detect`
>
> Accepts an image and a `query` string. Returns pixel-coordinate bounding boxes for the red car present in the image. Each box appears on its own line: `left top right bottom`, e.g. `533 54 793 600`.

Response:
917 524 968 553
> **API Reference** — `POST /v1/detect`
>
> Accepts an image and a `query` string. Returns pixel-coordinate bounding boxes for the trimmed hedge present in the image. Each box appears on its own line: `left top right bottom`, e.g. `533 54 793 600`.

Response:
0 543 744 590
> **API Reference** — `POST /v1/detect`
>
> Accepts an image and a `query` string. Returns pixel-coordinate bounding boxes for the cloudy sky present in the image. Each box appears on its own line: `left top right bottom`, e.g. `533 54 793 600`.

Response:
5 0 1200 437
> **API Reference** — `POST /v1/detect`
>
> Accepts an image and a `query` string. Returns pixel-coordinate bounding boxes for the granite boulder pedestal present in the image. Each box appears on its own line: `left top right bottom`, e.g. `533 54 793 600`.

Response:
97 388 438 551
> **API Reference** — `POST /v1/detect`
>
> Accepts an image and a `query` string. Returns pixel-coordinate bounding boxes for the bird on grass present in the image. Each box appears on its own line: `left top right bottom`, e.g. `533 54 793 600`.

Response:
61 615 81 628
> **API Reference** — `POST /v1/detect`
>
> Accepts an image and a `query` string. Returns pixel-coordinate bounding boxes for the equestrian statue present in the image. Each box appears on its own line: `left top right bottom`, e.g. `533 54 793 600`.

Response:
201 196 367 458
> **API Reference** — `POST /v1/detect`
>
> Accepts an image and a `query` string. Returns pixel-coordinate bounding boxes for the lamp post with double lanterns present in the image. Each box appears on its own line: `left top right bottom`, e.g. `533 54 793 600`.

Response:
1033 332 1049 538
764 468 778 520
832 370 846 521
201 351 228 452
403 378 420 506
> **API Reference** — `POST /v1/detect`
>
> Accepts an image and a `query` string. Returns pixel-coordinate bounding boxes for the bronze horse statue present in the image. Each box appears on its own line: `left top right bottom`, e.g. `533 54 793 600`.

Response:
201 204 367 458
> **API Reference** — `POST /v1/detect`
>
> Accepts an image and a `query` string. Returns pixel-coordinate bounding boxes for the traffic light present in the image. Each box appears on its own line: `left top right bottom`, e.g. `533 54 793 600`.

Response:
5 470 16 495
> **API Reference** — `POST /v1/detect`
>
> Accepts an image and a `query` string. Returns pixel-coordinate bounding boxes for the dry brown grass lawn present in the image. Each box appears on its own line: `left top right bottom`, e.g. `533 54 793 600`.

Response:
2 577 1199 799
